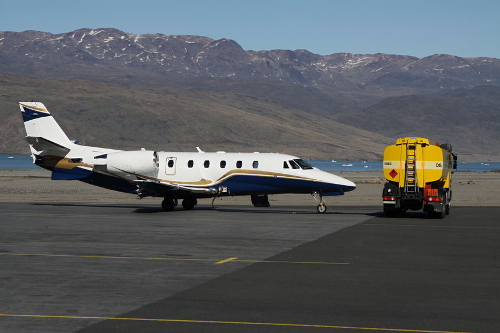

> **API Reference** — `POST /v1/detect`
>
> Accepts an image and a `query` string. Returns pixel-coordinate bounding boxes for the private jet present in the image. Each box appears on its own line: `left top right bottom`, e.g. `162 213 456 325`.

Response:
19 102 356 212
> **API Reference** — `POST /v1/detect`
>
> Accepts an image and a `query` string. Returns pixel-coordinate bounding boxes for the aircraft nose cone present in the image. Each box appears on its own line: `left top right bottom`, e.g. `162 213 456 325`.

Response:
334 176 356 191
322 172 356 191
343 179 356 191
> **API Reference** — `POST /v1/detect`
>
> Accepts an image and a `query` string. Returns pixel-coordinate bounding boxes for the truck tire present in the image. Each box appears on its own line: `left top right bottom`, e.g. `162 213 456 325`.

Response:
384 204 405 217
428 192 446 219
429 210 446 219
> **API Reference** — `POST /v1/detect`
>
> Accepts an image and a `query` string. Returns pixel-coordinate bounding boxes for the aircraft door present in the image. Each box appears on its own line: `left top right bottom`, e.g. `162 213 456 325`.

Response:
165 157 177 175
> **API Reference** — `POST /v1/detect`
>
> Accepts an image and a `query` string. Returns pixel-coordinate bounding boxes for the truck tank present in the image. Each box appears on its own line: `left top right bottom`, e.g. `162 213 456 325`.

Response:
382 137 457 218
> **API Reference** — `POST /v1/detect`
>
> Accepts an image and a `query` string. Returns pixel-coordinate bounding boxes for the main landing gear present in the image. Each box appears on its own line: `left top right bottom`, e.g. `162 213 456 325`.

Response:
312 191 327 213
161 197 198 211
251 194 270 207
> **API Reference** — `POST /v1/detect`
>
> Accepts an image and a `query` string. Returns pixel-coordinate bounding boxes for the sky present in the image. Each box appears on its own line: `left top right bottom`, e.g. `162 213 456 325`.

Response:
1 0 499 59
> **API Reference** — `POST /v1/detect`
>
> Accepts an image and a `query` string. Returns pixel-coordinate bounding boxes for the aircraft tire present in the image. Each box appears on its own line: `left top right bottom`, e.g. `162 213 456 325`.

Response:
161 197 176 211
317 203 327 213
182 198 197 210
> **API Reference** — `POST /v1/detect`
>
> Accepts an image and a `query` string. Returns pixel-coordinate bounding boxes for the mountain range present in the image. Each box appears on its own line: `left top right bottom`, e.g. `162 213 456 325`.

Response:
1 28 499 161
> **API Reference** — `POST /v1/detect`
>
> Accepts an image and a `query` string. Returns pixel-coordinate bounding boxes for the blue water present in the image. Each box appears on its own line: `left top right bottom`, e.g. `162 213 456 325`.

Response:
308 160 500 172
0 154 39 170
309 160 383 172
1 154 499 172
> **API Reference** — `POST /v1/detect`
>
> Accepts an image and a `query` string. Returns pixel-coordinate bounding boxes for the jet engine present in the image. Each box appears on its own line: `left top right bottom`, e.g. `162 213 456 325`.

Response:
101 150 159 178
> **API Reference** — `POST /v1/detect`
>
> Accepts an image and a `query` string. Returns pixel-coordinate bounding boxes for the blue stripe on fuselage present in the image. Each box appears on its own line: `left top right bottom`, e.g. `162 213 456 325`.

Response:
51 167 93 180
218 175 353 195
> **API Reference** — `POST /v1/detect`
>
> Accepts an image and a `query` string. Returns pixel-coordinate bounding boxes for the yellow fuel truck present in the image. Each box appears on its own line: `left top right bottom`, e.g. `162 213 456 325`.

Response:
382 137 457 218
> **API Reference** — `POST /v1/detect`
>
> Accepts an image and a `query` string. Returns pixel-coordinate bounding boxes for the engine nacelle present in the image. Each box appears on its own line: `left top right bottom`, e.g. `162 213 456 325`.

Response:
104 150 159 178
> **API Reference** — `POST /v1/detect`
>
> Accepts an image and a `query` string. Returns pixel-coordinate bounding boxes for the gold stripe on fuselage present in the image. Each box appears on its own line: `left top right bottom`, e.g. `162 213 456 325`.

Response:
124 168 316 188
39 155 93 170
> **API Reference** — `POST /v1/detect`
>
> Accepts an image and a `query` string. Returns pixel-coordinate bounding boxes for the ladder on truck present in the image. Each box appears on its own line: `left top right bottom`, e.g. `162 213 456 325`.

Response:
404 138 418 197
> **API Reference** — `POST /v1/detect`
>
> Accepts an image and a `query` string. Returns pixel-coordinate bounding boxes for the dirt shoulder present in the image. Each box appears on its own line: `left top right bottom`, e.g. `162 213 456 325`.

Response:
0 170 498 207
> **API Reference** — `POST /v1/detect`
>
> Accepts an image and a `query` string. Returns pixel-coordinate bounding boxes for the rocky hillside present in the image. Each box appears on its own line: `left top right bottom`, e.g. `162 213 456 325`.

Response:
1 28 500 161
0 74 392 160
1 28 500 101
333 86 500 161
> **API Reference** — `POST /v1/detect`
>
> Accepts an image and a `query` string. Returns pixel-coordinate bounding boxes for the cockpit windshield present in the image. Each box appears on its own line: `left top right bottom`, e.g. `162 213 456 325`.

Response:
289 159 314 170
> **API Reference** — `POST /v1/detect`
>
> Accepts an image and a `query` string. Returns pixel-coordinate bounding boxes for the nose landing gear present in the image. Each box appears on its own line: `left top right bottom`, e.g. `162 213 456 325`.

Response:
312 191 327 213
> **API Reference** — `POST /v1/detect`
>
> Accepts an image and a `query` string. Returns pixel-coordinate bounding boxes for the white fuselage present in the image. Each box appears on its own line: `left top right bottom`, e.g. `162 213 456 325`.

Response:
95 149 356 196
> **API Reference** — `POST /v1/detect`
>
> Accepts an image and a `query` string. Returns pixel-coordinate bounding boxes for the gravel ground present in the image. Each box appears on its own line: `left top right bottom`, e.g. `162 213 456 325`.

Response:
0 170 499 207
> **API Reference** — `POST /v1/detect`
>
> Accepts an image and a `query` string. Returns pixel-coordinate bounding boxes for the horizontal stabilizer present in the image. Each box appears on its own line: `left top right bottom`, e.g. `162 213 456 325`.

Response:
26 136 70 154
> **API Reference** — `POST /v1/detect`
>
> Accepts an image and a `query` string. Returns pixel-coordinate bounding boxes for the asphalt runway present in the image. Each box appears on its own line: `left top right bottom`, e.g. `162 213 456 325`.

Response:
0 203 498 333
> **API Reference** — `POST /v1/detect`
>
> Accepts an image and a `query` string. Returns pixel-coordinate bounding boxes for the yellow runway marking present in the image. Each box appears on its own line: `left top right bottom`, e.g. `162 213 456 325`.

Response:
0 252 349 265
0 313 472 332
216 257 238 264
0 252 216 263
241 259 350 265
363 223 500 230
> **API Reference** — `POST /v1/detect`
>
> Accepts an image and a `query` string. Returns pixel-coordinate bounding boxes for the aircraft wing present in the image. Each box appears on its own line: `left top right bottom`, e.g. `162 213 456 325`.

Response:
133 179 218 197
25 136 70 154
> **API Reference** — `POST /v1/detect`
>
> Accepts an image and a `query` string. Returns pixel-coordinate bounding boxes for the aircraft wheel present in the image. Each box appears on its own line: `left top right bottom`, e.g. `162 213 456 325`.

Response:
251 194 270 207
161 197 176 211
317 203 327 213
182 198 197 210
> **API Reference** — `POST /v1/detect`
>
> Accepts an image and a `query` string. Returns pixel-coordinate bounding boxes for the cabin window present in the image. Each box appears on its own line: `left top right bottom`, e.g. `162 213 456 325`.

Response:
167 159 175 168
252 161 259 169
289 160 300 169
283 161 289 169
94 154 107 159
236 161 242 168
294 159 314 170
204 160 210 168
188 160 194 168
220 160 226 168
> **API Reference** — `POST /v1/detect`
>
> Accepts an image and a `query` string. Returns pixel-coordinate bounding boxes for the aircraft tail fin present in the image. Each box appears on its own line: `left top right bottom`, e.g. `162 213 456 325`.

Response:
19 102 73 155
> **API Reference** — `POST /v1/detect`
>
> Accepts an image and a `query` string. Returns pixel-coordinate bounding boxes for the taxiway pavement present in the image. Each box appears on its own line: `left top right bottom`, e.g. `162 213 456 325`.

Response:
0 203 498 333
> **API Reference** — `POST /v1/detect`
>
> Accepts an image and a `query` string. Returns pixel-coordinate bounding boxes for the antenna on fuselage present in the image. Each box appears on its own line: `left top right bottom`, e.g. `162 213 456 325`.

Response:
196 147 204 153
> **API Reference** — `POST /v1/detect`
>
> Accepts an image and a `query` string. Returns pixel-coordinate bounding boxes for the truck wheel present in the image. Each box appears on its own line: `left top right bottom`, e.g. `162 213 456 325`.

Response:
384 205 404 217
428 210 445 219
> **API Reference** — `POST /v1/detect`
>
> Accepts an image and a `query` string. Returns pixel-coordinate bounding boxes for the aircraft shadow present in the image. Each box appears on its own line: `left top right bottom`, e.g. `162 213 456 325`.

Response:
33 202 154 210
31 202 382 216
